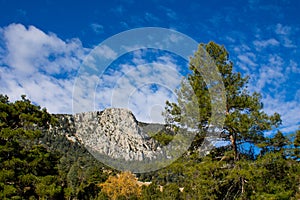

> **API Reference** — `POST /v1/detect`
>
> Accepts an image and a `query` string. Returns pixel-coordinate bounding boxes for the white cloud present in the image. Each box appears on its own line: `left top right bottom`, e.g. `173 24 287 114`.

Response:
263 95 300 133
78 44 118 77
253 38 279 49
275 23 291 35
90 23 104 34
231 41 299 134
169 33 183 43
281 37 296 48
72 73 100 113
237 52 257 72
92 45 117 60
1 23 85 76
144 12 160 24
255 54 285 90
0 23 88 113
227 26 299 135
232 44 257 74
225 36 235 43
286 60 300 74
1 23 298 134
159 6 178 20
295 89 300 101
246 52 299 134
94 54 184 123
275 23 297 48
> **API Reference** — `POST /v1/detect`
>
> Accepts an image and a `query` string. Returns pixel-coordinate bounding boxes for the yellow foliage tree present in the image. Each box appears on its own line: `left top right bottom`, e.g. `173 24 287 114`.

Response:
99 171 141 200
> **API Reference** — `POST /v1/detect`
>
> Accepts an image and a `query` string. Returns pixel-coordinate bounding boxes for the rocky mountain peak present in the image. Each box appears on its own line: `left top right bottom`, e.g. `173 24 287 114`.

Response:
74 108 163 162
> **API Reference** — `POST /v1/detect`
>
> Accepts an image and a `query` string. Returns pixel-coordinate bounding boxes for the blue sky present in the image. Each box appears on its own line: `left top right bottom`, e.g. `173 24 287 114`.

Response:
0 0 299 134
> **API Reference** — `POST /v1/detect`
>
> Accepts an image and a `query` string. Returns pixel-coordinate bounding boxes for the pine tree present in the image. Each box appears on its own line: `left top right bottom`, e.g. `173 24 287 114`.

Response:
165 42 281 160
0 94 62 199
293 129 300 160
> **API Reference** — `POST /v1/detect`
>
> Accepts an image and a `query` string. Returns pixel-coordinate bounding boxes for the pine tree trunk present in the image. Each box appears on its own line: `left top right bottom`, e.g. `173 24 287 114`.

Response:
241 177 245 194
230 134 239 161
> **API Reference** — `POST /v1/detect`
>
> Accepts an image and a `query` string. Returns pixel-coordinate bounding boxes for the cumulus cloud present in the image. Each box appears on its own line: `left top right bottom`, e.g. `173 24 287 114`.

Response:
93 54 184 123
1 23 298 133
0 24 167 117
72 25 197 122
0 24 185 122
0 23 87 113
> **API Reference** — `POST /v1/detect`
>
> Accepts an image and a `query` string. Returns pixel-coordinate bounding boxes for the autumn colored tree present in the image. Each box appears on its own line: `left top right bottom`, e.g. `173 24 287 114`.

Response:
98 171 141 200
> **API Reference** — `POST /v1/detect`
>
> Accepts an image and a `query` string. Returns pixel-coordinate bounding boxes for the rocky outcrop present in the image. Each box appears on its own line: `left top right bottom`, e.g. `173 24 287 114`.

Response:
74 108 163 161
48 108 196 172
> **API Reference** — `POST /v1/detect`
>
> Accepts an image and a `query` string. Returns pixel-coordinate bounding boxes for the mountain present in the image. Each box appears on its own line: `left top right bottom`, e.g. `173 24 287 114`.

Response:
45 108 172 163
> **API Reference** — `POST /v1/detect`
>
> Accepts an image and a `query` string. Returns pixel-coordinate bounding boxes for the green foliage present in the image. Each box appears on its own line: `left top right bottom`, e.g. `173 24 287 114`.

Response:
148 151 300 200
0 94 55 130
0 94 62 199
164 42 282 160
259 130 290 157
35 175 62 199
0 94 111 199
293 129 300 160
160 183 181 200
235 152 299 199
149 131 173 146
140 183 162 200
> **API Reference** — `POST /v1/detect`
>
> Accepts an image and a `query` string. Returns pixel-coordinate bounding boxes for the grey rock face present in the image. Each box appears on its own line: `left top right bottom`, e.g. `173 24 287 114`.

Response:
49 108 196 172
74 108 163 161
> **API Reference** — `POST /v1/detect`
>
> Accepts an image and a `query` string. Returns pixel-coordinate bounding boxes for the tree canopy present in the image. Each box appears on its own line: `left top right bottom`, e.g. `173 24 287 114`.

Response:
0 94 62 199
165 41 282 160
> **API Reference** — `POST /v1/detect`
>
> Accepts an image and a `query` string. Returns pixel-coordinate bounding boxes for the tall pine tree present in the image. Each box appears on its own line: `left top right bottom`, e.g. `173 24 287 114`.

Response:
165 42 281 160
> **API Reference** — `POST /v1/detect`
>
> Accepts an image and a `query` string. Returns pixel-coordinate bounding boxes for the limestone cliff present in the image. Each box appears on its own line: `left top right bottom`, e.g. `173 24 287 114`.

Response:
74 108 163 161
50 108 167 162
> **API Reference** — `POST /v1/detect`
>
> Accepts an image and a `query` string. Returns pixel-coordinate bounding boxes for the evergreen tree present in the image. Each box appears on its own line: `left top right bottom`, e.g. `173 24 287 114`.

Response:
0 94 62 199
293 129 300 160
259 130 290 156
165 42 281 160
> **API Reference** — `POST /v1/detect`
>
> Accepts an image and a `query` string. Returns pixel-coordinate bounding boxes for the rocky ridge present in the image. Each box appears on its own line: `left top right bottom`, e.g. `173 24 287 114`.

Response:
50 108 167 162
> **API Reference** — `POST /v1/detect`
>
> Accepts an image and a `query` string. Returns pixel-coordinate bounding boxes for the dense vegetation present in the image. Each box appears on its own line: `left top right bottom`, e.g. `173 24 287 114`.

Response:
0 42 299 199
